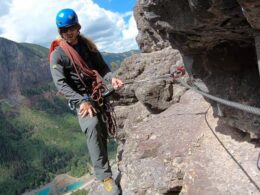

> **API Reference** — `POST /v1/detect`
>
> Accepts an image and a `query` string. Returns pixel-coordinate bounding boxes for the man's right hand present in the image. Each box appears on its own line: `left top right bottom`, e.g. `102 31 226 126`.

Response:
79 101 96 118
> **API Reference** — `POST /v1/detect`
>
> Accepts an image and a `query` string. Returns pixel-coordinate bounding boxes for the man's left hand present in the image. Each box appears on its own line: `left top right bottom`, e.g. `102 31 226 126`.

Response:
112 78 124 90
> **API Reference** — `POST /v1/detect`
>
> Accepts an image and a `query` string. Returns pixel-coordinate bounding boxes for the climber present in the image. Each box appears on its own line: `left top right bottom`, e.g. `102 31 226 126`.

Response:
49 8 123 195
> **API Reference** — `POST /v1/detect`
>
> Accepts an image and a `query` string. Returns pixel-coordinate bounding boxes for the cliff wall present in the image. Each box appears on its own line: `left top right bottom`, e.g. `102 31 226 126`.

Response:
133 0 260 138
94 1 260 194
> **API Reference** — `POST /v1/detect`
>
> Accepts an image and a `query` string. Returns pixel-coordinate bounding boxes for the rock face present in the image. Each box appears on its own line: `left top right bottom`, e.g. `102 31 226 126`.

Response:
133 0 260 138
134 0 255 54
0 38 51 99
115 47 187 113
117 91 260 195
89 1 260 195
238 0 260 29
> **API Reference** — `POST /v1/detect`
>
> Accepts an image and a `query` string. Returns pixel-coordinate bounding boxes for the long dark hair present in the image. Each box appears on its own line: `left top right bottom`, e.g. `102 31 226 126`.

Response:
79 35 98 52
58 23 98 52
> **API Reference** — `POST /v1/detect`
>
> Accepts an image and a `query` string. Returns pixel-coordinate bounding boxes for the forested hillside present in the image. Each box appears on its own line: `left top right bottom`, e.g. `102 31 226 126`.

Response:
102 50 139 71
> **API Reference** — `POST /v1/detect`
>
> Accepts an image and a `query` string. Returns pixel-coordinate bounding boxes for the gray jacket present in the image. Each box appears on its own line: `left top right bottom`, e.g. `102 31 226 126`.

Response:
50 38 112 107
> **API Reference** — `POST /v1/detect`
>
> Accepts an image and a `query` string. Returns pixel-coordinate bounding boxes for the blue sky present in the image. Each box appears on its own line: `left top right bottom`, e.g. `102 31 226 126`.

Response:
0 0 139 53
93 0 136 24
94 0 136 13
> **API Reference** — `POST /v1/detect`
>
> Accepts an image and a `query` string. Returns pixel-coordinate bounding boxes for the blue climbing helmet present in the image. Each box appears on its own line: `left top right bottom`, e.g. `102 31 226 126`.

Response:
56 8 79 28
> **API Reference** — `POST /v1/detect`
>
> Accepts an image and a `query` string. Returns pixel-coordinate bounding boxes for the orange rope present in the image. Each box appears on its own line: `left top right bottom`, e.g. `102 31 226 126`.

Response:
59 40 104 102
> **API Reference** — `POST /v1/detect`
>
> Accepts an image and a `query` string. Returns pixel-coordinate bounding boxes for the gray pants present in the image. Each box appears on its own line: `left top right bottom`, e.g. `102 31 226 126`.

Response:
78 112 112 181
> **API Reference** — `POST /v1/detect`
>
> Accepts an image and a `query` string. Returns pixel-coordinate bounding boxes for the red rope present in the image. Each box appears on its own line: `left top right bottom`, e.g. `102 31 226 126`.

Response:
59 40 104 101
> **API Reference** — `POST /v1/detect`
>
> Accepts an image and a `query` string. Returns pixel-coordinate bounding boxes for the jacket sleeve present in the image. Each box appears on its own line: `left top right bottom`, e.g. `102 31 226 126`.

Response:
50 49 84 105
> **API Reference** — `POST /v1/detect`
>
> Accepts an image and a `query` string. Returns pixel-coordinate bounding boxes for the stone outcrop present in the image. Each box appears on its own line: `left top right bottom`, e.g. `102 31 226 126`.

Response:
134 0 256 54
133 0 260 138
115 47 187 113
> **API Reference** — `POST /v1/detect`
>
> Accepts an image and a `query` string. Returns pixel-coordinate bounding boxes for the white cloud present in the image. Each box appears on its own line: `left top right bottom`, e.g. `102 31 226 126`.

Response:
0 0 139 52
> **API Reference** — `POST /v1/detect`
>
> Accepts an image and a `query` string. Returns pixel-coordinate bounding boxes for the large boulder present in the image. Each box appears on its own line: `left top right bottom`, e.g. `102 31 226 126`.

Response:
115 47 187 113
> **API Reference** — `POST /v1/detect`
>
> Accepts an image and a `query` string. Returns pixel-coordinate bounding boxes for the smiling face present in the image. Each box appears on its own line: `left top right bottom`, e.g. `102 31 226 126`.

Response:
60 25 80 45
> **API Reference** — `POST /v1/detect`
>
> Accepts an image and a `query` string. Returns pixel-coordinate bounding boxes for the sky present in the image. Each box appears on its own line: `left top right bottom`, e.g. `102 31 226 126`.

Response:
0 0 139 53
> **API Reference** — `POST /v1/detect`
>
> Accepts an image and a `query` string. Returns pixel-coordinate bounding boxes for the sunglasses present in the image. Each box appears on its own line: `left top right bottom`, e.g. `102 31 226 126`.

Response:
60 25 78 33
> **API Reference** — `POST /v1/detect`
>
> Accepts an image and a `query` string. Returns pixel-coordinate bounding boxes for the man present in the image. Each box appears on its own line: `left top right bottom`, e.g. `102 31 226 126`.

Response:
49 8 123 194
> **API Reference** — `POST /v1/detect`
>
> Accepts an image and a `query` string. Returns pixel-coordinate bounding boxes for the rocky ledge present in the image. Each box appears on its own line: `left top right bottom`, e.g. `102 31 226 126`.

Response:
117 90 259 195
